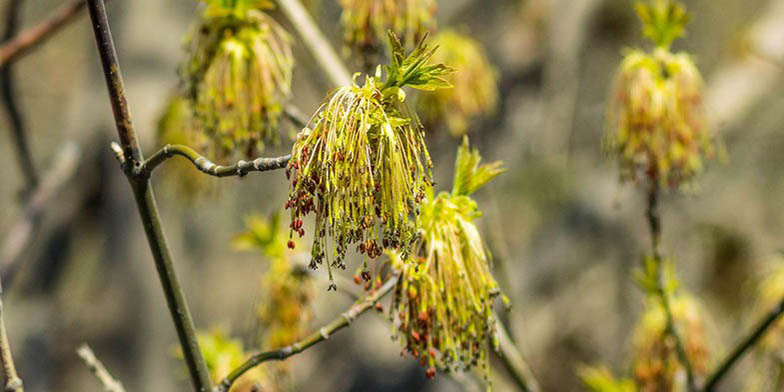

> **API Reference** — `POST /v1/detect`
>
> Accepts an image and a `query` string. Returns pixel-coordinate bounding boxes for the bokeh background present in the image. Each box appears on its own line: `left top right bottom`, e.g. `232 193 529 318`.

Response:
1 0 784 390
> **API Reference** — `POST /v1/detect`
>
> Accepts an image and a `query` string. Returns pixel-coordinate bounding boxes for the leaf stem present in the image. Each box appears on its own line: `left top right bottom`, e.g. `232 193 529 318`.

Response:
86 1 212 390
646 183 697 392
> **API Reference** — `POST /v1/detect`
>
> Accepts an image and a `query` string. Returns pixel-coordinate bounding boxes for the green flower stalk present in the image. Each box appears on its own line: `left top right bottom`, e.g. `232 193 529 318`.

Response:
339 0 436 55
285 33 453 289
417 30 499 137
390 137 506 381
632 293 709 392
181 0 293 157
606 0 712 189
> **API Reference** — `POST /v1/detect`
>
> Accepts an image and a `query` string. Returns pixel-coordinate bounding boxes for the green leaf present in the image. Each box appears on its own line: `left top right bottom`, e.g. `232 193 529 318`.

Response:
452 136 505 196
635 0 690 48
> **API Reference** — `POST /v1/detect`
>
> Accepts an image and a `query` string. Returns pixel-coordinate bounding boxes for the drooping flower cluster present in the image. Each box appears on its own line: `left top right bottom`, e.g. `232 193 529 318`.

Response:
180 0 293 157
632 294 710 392
339 0 436 55
285 33 453 287
391 137 506 380
417 30 498 137
606 0 712 189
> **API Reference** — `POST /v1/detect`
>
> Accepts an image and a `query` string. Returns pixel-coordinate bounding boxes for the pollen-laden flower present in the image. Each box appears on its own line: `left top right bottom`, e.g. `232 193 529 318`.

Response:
390 137 506 380
417 30 498 137
632 294 710 392
339 0 436 55
285 33 453 288
181 0 293 158
606 0 712 189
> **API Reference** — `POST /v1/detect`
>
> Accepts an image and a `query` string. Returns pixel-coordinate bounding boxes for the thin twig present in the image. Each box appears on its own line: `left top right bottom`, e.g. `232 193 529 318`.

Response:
76 344 125 392
86 1 212 390
0 0 87 66
138 143 290 179
701 296 784 391
0 283 22 392
214 274 399 392
494 316 540 392
2 0 38 191
0 143 81 281
276 0 352 87
646 184 697 392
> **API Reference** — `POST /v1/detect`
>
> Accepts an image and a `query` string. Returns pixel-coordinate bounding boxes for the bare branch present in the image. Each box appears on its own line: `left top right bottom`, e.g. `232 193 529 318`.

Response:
214 274 399 392
139 144 290 179
0 0 87 66
76 344 125 392
0 287 22 392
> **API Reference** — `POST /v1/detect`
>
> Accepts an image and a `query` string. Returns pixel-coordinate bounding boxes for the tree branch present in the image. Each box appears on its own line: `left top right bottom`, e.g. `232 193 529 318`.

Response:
0 283 22 392
646 184 697 392
0 0 87 67
138 144 290 179
2 0 38 191
495 316 541 392
276 0 351 87
701 296 784 391
214 274 399 392
76 344 125 392
86 1 212 391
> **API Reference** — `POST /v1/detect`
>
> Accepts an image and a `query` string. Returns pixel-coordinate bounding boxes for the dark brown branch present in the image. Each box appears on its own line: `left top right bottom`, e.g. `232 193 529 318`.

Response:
2 0 37 191
86 1 212 390
0 0 87 66
701 296 784 391
214 274 399 392
138 144 290 178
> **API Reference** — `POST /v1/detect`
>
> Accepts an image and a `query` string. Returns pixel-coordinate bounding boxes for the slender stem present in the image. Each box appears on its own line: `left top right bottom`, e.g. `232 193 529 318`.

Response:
214 274 399 392
276 0 352 87
0 0 87 66
86 1 212 391
646 184 697 392
76 344 125 392
0 284 22 392
139 144 290 178
2 0 38 191
494 317 540 392
701 296 784 391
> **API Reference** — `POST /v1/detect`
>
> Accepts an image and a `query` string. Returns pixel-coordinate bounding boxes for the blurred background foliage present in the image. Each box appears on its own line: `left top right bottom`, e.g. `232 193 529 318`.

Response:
1 0 784 390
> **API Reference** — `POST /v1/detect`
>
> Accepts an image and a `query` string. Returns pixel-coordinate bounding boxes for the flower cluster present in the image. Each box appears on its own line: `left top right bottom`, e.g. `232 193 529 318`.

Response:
285 33 453 288
180 0 293 157
391 137 506 380
632 294 710 391
339 0 436 55
417 30 498 137
606 0 712 189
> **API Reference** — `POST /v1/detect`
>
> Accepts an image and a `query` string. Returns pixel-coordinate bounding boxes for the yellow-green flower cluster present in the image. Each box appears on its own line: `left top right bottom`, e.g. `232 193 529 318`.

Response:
197 330 272 392
391 137 505 380
181 0 293 157
285 34 452 288
339 0 436 54
417 30 498 137
578 365 636 392
755 256 784 351
632 294 709 392
606 0 712 189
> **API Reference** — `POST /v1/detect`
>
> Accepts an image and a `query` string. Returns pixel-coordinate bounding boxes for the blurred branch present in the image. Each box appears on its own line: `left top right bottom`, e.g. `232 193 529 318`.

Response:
0 143 80 281
495 317 541 392
139 143 290 179
0 284 22 392
283 105 309 129
646 185 697 392
2 0 37 191
86 1 212 391
701 296 784 391
276 0 352 87
214 274 399 392
0 0 87 66
76 344 125 392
